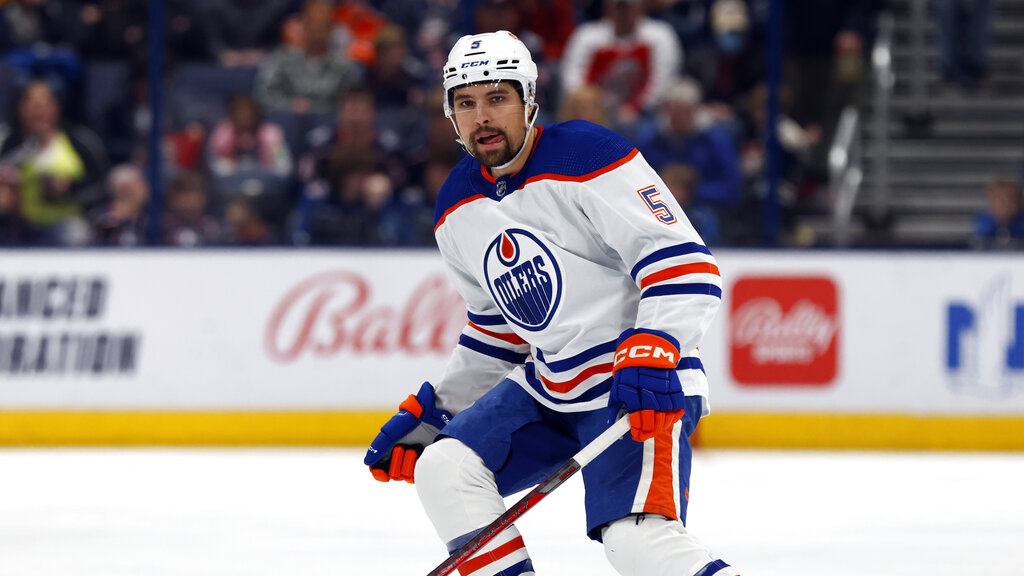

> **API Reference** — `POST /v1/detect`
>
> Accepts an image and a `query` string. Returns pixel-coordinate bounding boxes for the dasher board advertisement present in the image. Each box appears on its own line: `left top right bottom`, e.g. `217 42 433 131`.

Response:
1 250 1022 418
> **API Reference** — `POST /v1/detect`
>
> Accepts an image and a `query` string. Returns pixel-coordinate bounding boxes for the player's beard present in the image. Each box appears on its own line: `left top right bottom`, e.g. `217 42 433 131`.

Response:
468 127 521 168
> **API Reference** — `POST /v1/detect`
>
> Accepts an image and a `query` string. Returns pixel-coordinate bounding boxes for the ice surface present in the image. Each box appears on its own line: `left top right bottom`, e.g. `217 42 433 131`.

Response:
1 448 1022 575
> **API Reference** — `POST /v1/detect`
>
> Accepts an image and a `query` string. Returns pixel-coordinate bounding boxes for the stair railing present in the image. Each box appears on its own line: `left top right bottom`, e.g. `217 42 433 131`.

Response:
829 106 863 247
870 12 896 225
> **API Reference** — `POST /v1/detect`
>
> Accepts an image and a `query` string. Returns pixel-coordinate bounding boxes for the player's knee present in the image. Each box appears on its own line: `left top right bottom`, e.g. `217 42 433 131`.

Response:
602 515 652 575
602 514 715 576
416 437 493 493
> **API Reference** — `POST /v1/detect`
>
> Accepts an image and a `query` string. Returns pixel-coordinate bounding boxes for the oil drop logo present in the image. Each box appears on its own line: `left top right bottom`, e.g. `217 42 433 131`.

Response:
483 228 563 331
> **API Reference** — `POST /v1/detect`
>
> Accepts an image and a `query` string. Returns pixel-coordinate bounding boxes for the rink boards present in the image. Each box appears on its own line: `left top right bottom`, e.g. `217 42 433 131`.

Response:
1 249 1022 449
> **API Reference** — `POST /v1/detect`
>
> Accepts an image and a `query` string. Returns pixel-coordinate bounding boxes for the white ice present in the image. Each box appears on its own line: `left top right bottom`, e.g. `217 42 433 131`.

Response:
1 448 1022 575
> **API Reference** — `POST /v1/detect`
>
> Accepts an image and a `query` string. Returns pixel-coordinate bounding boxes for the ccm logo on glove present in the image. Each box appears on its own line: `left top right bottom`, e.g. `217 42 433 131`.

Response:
612 333 679 373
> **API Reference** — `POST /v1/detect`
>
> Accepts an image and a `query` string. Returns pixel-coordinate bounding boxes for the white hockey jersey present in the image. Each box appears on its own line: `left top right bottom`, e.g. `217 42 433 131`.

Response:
432 120 722 416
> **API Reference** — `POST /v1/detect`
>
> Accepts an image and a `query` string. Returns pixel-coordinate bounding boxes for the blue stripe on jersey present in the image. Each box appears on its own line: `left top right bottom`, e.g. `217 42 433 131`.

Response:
459 335 529 364
630 243 712 280
641 283 723 299
694 560 731 576
678 356 706 373
535 340 617 373
467 311 507 326
524 363 611 404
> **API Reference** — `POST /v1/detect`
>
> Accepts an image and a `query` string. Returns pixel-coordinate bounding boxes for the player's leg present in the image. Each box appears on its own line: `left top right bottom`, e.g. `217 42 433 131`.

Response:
601 515 740 576
581 396 741 576
415 378 579 576
417 438 534 576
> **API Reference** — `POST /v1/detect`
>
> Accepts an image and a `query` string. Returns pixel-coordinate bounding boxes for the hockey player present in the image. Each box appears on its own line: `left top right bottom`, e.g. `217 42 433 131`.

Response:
365 31 739 576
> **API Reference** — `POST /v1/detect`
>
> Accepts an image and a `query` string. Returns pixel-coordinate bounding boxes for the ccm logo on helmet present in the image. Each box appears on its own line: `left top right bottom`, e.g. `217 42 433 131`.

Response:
614 345 677 368
461 60 490 68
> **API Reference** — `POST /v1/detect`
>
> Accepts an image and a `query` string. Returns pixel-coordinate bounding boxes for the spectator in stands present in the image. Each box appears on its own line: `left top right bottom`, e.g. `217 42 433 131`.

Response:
514 0 576 61
660 162 721 246
0 163 31 246
365 24 427 109
558 85 611 129
255 0 364 115
360 170 404 245
934 0 993 90
0 0 76 53
332 0 389 67
73 1 146 63
783 0 877 172
1 1 83 119
303 86 411 196
0 79 108 246
222 196 276 246
633 77 743 210
207 94 293 178
301 151 382 245
75 0 210 66
971 178 1024 250
203 0 294 67
91 163 148 247
736 82 822 245
386 152 453 247
646 0 720 52
164 120 207 173
685 0 764 127
161 170 222 247
737 82 821 197
561 0 683 125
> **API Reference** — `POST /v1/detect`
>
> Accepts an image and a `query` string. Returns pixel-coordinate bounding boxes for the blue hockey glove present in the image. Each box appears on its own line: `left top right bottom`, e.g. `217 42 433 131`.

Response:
609 329 686 442
364 382 452 483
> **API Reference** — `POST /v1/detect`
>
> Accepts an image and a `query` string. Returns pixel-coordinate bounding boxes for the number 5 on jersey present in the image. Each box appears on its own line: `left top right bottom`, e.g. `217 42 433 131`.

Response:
637 185 677 225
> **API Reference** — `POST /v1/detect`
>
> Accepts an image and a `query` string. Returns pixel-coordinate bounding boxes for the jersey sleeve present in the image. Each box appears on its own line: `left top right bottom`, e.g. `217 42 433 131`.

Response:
577 151 722 354
432 227 531 415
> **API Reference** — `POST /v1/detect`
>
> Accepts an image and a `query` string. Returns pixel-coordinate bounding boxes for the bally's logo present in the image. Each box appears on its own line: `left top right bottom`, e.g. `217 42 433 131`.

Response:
483 228 563 331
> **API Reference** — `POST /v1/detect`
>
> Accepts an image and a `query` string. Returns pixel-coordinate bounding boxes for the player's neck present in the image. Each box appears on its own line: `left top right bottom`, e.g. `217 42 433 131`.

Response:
489 126 538 179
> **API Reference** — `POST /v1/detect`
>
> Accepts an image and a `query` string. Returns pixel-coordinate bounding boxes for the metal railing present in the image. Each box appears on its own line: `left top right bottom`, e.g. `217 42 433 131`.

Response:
829 106 863 247
870 12 896 225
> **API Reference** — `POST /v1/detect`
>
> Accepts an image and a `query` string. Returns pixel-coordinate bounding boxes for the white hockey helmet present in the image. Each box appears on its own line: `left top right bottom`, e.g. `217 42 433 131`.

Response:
441 30 538 120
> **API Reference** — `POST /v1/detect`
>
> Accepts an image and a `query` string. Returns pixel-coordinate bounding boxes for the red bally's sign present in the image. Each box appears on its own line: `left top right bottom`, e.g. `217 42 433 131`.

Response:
729 276 840 385
264 271 467 362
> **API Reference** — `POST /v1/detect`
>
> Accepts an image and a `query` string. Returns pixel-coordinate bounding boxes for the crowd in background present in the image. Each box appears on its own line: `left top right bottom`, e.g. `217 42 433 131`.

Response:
0 0 1021 249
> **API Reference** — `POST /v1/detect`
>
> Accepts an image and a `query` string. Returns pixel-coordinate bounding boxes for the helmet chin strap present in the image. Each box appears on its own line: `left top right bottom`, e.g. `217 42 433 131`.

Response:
490 104 538 172
451 103 539 173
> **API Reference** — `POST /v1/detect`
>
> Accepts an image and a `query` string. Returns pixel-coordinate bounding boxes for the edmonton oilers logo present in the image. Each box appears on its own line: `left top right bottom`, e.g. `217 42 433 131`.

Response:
483 228 563 331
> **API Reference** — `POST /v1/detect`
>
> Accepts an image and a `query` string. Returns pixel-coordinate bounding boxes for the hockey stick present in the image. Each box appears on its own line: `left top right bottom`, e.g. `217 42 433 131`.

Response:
425 415 632 576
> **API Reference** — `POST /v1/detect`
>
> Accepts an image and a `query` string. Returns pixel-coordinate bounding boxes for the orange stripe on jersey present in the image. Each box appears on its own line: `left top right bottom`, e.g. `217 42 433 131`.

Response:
538 362 613 394
642 430 679 520
639 262 721 290
521 148 639 188
468 321 527 346
434 193 487 232
457 535 526 576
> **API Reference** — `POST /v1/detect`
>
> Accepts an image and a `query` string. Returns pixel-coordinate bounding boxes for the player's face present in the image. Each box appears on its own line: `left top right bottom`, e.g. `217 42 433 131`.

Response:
451 82 528 168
